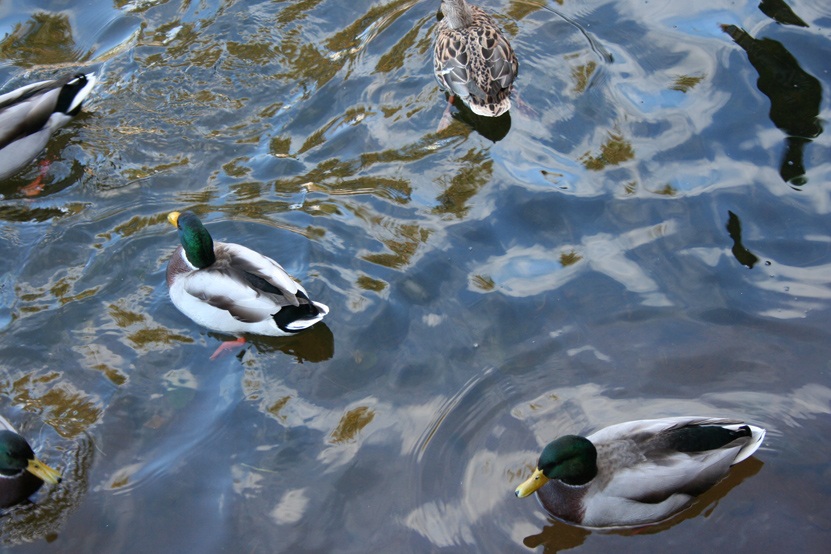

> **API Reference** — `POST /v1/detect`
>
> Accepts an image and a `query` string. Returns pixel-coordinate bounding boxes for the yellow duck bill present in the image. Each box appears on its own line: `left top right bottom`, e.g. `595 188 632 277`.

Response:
515 468 549 498
27 457 61 485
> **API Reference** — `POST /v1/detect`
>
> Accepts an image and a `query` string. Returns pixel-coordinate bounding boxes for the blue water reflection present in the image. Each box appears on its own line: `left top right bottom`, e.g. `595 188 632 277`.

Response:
0 0 830 553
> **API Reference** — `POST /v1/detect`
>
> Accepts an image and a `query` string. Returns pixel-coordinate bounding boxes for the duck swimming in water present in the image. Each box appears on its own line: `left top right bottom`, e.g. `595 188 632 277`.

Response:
0 73 97 181
433 0 518 117
0 414 61 509
515 417 765 528
166 211 329 340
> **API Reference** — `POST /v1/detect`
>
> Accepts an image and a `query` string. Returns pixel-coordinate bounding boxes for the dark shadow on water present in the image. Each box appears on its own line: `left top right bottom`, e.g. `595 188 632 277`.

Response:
239 322 335 363
726 211 760 269
524 519 590 554
522 457 764 552
448 94 512 143
721 24 822 187
779 135 811 183
759 0 808 28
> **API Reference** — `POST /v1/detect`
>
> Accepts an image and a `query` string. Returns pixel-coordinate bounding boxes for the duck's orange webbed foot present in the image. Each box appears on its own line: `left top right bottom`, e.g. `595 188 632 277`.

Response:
21 160 51 197
209 337 246 361
437 95 456 132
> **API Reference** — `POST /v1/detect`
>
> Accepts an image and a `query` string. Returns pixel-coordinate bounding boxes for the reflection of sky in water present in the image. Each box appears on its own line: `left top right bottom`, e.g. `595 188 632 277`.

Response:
0 0 830 552
470 221 677 306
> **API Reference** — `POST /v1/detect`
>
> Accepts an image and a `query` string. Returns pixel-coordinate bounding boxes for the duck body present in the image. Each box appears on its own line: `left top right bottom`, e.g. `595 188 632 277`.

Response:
166 211 329 336
516 417 765 528
0 73 97 181
0 415 61 509
433 0 518 117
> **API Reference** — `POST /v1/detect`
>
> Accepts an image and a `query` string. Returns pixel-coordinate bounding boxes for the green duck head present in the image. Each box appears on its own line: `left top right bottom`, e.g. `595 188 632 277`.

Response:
0 430 61 484
168 211 216 269
515 435 598 497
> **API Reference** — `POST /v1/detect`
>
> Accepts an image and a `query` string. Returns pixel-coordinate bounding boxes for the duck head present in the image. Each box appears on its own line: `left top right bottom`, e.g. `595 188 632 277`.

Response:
515 435 598 497
0 430 61 485
169 211 217 269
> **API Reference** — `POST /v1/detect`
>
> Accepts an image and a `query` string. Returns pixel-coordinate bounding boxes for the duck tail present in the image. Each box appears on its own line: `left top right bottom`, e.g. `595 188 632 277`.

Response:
57 73 97 116
273 292 329 333
468 95 511 117
730 423 766 464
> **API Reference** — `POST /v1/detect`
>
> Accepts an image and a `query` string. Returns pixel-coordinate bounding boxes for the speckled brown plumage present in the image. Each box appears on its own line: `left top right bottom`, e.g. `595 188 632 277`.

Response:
433 0 518 117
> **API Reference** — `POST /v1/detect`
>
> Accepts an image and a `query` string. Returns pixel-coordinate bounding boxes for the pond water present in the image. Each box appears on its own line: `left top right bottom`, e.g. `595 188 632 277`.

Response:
1 0 830 552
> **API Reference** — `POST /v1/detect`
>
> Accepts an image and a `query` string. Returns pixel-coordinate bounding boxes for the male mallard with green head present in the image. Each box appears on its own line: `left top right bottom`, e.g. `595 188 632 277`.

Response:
433 0 518 117
515 417 765 528
166 211 329 341
0 415 61 509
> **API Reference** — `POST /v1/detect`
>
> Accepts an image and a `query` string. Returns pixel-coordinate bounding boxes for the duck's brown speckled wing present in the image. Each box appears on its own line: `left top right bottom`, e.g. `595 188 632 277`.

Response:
433 6 518 117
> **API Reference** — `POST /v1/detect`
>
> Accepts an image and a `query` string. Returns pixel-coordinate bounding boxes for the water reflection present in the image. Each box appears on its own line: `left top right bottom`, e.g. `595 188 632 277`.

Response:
726 211 759 269
0 0 830 551
404 367 529 551
721 24 822 187
231 322 335 363
523 520 589 553
468 220 678 307
0 13 88 67
1 373 102 439
758 0 808 28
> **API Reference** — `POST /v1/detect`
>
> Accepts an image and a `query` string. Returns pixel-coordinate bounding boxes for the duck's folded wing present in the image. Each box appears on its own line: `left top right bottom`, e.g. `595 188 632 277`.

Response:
183 269 291 324
601 446 743 504
219 242 303 303
0 86 57 149
588 417 746 443
434 35 475 100
0 79 54 110
479 29 517 94
592 417 765 466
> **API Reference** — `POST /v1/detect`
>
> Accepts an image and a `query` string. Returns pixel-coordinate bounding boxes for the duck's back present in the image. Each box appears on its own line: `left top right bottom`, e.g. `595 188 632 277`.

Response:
433 6 518 116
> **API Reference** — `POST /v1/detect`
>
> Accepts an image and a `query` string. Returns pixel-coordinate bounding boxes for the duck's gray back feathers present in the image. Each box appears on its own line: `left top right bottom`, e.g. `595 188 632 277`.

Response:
167 241 328 335
0 73 96 180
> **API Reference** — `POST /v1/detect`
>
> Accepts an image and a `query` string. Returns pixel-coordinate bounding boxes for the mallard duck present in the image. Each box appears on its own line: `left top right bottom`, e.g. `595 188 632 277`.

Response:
433 0 518 117
166 211 329 338
0 415 61 509
0 73 97 181
515 417 765 528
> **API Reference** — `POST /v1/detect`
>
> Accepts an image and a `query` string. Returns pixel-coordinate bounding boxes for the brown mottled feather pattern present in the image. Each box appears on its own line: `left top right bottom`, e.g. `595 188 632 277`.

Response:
433 5 518 117
166 245 189 288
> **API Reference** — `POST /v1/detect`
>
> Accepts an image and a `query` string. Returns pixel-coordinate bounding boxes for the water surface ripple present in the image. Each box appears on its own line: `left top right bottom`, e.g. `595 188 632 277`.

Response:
1 0 830 553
